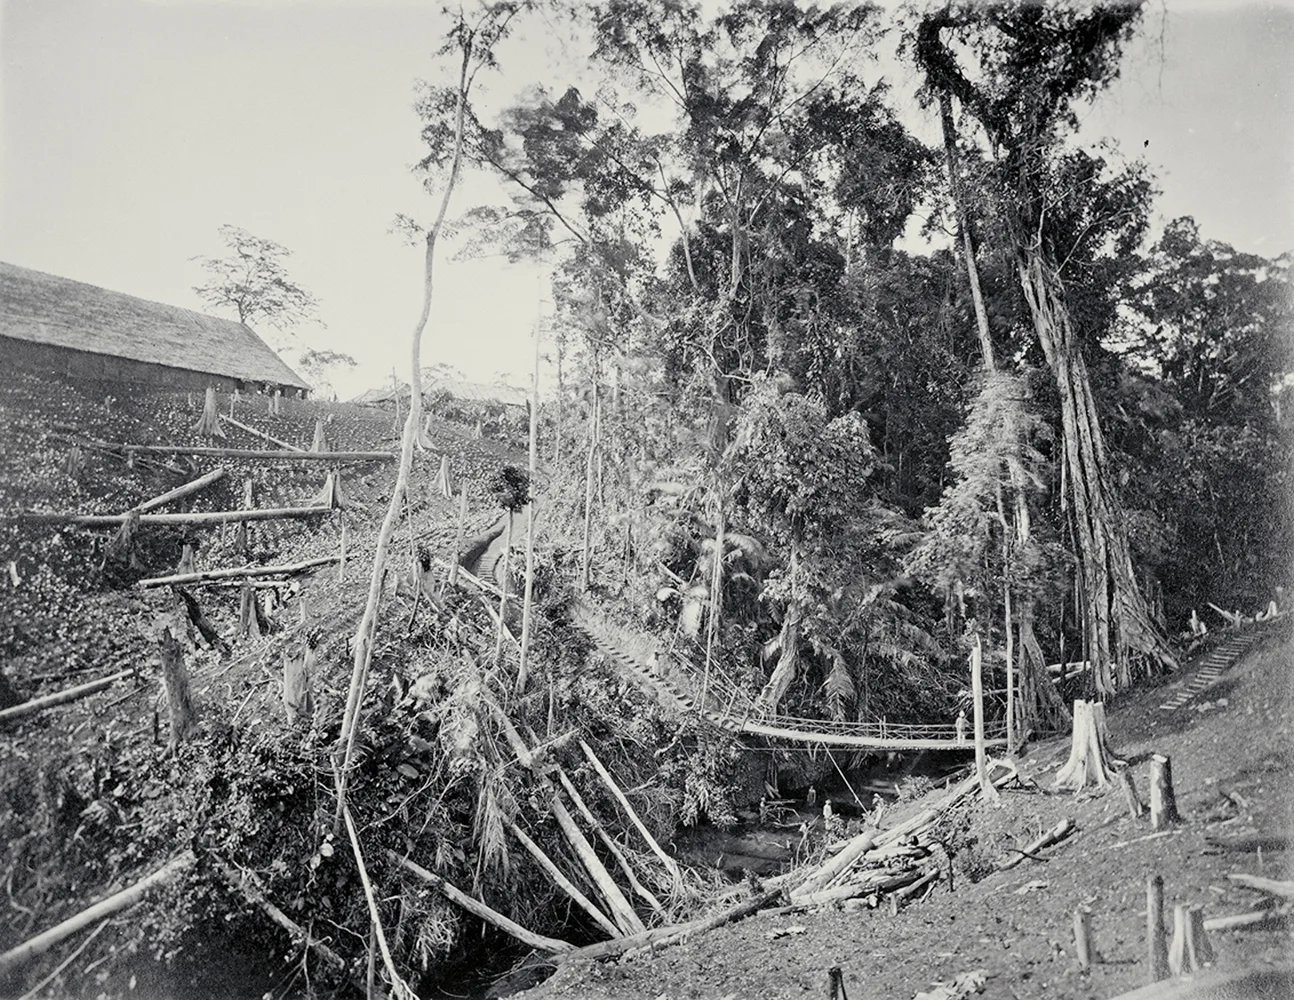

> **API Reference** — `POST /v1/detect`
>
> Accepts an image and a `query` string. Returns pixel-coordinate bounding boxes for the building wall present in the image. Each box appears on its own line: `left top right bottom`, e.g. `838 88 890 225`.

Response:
2 337 308 396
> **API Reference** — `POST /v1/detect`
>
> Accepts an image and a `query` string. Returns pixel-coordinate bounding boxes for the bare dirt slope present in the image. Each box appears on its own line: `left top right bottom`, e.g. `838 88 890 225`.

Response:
519 625 1293 1000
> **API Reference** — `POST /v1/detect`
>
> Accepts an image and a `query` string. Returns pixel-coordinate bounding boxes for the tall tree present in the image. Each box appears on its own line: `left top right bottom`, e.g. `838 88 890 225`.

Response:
916 3 1176 695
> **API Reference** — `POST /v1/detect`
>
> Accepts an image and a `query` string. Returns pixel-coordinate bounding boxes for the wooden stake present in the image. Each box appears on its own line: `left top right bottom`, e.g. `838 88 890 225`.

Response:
508 820 620 939
1074 907 1094 970
390 852 574 953
0 852 196 977
1150 755 1180 830
0 669 135 725
1147 874 1168 983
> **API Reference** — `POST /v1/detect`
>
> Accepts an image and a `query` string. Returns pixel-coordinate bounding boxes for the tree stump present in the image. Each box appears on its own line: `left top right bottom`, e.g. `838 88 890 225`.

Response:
282 639 316 726
175 543 196 578
1055 699 1115 791
434 455 455 500
235 478 254 558
1150 754 1180 830
310 417 330 453
194 386 226 439
159 628 197 749
1168 903 1213 976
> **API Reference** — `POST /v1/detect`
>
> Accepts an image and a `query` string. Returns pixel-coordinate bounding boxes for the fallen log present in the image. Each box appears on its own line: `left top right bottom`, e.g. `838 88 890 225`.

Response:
222 415 304 452
389 852 574 953
137 556 339 588
135 467 228 513
508 821 621 940
0 668 136 725
49 438 393 462
216 861 350 973
1226 873 1294 902
1205 834 1289 854
998 818 1075 871
14 505 332 528
0 852 196 977
579 739 684 893
1203 907 1287 932
620 888 785 961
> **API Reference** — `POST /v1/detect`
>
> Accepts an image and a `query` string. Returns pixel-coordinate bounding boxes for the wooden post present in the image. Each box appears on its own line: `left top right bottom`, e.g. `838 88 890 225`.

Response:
159 628 197 749
1147 875 1168 983
972 636 998 801
1074 906 1094 971
1150 755 1181 830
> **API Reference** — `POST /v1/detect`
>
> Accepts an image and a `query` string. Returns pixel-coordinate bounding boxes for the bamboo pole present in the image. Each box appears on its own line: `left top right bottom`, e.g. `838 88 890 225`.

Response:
508 821 620 939
137 555 338 588
134 467 228 513
517 319 541 695
223 414 304 452
389 852 574 953
579 739 684 891
0 669 135 725
16 506 332 529
0 852 196 977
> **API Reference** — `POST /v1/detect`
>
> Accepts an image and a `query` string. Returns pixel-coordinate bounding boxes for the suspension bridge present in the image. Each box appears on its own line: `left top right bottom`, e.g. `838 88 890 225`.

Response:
571 600 1007 751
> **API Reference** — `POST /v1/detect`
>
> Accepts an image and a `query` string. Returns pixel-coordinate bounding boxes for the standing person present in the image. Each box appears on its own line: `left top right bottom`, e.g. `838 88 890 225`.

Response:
955 708 968 744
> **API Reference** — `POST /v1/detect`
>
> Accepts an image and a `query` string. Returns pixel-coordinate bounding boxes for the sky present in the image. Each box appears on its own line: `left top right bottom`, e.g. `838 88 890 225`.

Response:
2 0 1291 399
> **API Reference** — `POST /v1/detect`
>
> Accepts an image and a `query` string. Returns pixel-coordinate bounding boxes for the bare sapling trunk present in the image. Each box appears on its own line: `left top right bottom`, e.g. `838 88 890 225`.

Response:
1055 699 1115 790
517 320 541 694
195 386 226 439
580 382 599 592
702 508 724 705
972 635 999 802
333 31 475 832
1018 252 1176 693
159 627 197 749
1150 754 1180 830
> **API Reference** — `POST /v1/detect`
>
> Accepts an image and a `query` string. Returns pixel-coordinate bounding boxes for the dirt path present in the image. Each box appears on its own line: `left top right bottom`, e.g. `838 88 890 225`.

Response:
515 627 1294 1000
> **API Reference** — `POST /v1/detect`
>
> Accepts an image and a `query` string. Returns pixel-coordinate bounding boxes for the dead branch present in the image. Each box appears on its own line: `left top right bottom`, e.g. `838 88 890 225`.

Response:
137 556 338 588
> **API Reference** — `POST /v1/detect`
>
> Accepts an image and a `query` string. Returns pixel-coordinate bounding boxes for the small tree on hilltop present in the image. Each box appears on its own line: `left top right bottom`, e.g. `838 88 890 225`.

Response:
192 225 322 332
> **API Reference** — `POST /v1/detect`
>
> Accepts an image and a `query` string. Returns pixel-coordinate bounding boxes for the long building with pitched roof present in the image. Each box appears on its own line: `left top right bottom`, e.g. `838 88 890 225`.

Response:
0 261 310 394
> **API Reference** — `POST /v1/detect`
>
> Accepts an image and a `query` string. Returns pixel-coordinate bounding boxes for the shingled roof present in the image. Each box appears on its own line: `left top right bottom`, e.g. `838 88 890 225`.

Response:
0 261 310 390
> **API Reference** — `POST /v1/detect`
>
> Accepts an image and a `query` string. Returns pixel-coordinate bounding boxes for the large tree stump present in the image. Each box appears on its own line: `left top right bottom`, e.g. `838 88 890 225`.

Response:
1055 699 1115 791
159 628 197 749
1150 754 1181 830
194 386 226 439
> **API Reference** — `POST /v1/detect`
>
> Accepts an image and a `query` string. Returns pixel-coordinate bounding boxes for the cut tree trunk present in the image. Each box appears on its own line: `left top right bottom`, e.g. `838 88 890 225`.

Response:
1167 904 1213 976
1120 768 1146 819
20 505 332 529
1150 754 1180 830
1074 906 1095 970
972 636 999 802
508 821 620 939
136 467 227 514
282 641 316 725
195 386 226 439
139 556 338 588
1017 251 1176 693
0 669 135 725
159 628 197 749
310 417 329 453
434 455 454 500
224 414 302 452
1055 699 1115 791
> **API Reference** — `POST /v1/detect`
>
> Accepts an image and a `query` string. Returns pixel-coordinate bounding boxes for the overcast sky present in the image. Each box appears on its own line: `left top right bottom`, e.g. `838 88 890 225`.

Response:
2 1 1291 398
